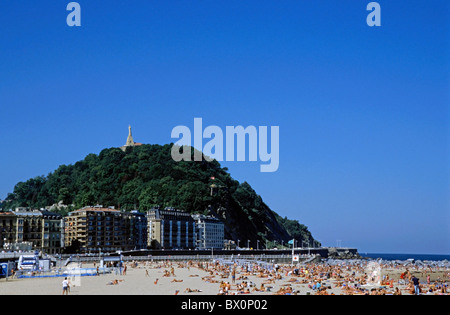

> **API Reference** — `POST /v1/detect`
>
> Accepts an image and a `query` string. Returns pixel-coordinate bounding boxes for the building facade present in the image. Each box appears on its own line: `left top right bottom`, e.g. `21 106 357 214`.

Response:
41 211 63 255
147 208 197 249
124 210 148 250
0 212 19 249
14 210 43 251
0 209 63 254
193 214 225 249
2 206 225 253
65 206 147 253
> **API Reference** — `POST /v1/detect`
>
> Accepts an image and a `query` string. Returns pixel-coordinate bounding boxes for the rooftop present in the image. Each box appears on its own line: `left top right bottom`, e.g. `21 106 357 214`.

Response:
69 206 121 215
0 212 15 216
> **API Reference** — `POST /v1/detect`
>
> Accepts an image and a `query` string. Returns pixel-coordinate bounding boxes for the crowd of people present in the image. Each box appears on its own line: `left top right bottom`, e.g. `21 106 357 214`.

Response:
56 258 449 295
154 259 449 295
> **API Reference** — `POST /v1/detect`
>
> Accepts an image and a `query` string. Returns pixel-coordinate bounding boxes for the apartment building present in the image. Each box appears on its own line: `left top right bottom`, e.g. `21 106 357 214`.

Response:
0 209 63 254
192 214 225 249
0 212 18 249
65 206 147 253
147 208 225 250
41 211 64 254
147 208 197 249
124 210 148 250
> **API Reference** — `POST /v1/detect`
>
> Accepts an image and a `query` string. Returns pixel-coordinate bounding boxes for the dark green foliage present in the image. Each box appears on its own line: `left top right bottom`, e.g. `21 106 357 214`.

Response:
275 215 321 248
2 144 318 244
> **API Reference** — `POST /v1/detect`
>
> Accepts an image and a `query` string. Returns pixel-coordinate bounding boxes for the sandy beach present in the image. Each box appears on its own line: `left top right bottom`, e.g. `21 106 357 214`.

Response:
1 259 449 296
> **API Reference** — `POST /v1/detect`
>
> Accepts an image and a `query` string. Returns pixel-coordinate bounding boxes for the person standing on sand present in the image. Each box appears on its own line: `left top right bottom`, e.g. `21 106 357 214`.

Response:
406 269 411 285
62 277 69 295
412 276 420 295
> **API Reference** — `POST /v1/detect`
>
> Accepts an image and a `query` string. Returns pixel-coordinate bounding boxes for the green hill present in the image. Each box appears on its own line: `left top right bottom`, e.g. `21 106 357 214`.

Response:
2 144 319 247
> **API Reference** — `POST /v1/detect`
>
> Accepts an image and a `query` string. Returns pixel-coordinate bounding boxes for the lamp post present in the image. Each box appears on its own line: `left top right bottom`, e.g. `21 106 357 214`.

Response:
290 239 295 265
3 238 8 281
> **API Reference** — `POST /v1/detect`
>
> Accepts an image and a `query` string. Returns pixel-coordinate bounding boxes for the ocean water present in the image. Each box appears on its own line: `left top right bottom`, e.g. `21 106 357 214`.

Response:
362 253 450 262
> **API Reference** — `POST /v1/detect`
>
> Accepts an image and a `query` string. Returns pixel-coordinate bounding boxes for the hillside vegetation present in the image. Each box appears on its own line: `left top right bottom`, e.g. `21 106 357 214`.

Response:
3 144 319 246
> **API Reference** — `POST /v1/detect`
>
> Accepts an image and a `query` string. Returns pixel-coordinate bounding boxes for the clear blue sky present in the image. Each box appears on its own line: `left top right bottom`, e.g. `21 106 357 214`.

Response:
0 1 448 254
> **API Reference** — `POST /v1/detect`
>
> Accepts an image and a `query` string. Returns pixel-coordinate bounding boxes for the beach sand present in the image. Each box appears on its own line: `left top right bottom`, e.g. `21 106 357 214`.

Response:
0 261 448 295
0 263 294 295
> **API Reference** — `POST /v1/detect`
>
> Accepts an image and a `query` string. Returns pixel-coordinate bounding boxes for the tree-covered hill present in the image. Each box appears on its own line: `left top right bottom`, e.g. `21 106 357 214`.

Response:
2 144 319 246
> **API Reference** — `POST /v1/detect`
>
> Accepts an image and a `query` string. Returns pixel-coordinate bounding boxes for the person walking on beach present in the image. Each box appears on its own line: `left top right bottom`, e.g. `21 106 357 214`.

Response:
412 276 420 295
62 277 69 295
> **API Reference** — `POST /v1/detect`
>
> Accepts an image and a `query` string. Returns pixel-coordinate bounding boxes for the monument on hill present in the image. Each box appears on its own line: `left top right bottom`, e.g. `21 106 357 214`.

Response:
121 125 143 151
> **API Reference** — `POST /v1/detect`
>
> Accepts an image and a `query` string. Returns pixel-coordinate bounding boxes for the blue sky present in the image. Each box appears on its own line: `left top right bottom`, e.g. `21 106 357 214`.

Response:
0 1 448 254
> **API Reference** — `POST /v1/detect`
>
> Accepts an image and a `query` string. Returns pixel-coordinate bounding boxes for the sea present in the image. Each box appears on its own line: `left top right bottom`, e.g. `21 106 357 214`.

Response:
362 253 450 262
